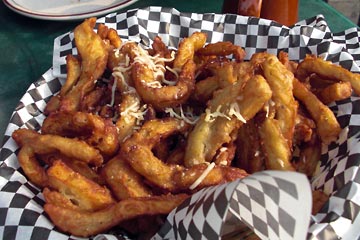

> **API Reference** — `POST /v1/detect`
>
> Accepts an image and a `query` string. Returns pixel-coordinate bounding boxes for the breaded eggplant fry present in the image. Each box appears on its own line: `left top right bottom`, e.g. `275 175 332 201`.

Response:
121 118 248 192
12 128 103 167
101 155 153 200
258 118 295 171
47 160 115 211
17 145 48 187
173 32 207 69
116 93 143 142
42 112 119 158
184 74 272 167
293 78 341 144
316 81 352 105
262 53 298 148
60 55 82 97
296 55 360 95
132 59 196 110
197 41 246 62
59 18 108 112
44 194 189 237
43 187 80 210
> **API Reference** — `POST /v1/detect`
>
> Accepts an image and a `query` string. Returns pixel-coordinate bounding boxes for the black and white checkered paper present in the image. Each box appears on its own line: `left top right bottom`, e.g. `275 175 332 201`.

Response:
1 6 360 240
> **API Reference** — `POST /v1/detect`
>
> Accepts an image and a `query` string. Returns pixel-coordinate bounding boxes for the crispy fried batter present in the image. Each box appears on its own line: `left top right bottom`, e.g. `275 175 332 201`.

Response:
60 55 82 97
12 128 103 167
116 93 143 142
43 187 80 210
47 160 115 211
132 59 196 110
293 78 341 144
173 32 207 69
59 18 109 112
258 118 295 171
184 74 272 167
193 61 253 104
101 155 153 200
315 81 352 105
17 145 48 187
44 194 188 237
42 112 119 158
121 118 248 192
296 55 360 95
197 41 246 62
261 53 298 148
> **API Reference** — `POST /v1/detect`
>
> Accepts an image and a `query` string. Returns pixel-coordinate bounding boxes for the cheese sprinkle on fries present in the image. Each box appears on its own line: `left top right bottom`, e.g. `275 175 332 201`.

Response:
11 18 360 238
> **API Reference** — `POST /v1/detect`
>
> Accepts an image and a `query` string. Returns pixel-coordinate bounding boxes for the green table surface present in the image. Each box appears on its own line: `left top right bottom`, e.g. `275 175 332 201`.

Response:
0 0 358 139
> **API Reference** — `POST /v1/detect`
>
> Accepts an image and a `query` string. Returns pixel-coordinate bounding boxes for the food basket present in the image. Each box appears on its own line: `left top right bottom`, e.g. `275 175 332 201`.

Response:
1 6 360 240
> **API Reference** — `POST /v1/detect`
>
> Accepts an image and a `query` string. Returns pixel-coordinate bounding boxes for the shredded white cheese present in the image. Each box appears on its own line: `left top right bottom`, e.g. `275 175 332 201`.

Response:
107 79 118 107
204 105 228 122
228 102 246 123
219 160 228 166
120 101 148 124
164 105 199 125
189 162 216 190
112 51 131 80
204 102 246 123
132 45 179 87
140 80 163 88
219 147 228 152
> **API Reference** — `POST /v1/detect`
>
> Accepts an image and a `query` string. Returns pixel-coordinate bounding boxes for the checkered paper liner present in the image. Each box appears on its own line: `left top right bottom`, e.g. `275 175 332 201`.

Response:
1 6 360 240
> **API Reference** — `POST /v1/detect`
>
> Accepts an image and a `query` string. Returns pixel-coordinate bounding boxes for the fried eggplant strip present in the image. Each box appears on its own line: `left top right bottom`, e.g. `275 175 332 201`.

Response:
132 59 196 110
293 78 341 144
38 153 104 185
101 155 153 200
173 32 207 69
261 54 298 148
316 81 352 105
116 93 143 142
121 118 248 192
47 160 115 211
197 41 246 62
193 61 253 103
296 55 360 95
60 55 82 97
42 111 119 158
259 118 295 171
44 194 188 238
17 145 48 187
43 188 80 210
12 129 103 167
44 55 82 115
184 74 272 167
59 18 109 112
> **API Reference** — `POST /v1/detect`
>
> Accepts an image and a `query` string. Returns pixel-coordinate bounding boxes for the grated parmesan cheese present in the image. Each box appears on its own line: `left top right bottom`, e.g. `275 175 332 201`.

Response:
219 160 228 166
228 102 246 123
219 147 228 152
204 102 246 123
189 162 216 190
132 45 179 87
140 80 163 88
204 105 228 122
120 101 148 125
164 105 199 125
107 79 118 107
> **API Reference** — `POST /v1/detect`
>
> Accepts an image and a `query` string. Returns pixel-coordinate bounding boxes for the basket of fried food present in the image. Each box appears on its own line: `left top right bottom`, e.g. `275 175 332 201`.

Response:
11 17 360 239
